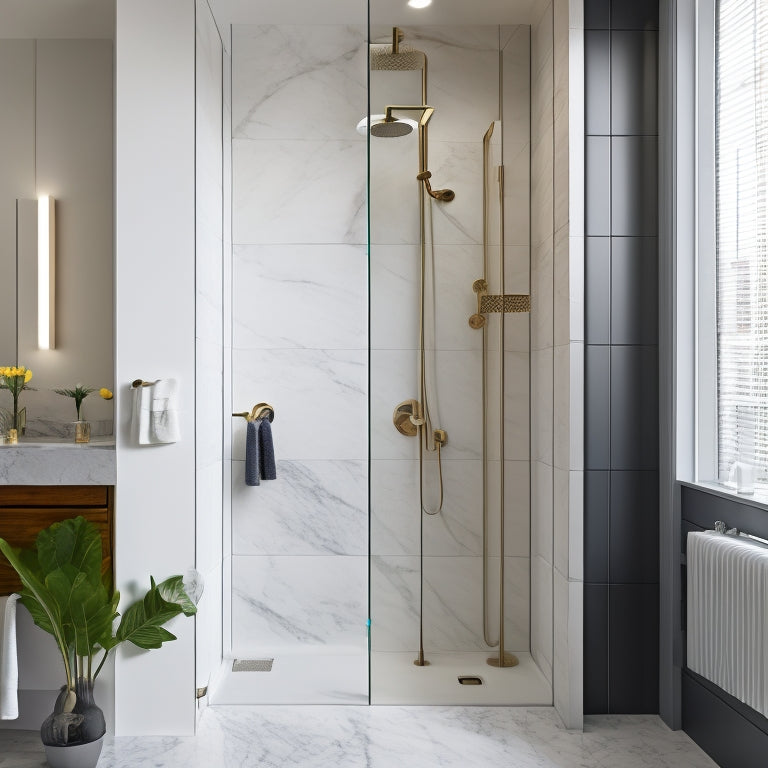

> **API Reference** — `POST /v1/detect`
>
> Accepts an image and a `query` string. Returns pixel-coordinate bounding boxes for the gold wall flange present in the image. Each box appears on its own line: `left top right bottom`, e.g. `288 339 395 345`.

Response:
486 652 519 669
393 399 420 437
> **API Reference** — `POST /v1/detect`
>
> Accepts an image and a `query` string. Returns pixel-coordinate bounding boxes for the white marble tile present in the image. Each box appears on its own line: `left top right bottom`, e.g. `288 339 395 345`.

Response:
502 26 531 152
400 26 500 144
232 347 367 461
569 341 584 471
504 141 531 248
553 466 569 578
531 236 554 352
232 25 367 141
531 123 555 249
195 337 224 469
568 470 584 582
504 460 531 559
196 460 223 575
553 224 569 348
435 244 484 352
531 554 554 683
505 245 531 297
232 244 367 350
553 343 570 471
531 460 553 563
569 236 584 343
424 555 529 652
233 138 366 245
504 350 531 461
370 244 420 350
553 568 570 723
370 555 419 652
370 459 420 556
370 349 420 461
433 350 483 460
196 564 222 690
429 141 484 246
1 706 721 768
531 348 554 465
212 652 368 705
369 132 421 246
423 460 483 556
504 311 531 353
232 555 368 653
232 459 367 555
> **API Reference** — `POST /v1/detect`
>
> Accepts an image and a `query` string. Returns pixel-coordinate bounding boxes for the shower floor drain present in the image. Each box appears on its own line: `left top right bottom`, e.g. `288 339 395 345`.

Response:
233 658 274 672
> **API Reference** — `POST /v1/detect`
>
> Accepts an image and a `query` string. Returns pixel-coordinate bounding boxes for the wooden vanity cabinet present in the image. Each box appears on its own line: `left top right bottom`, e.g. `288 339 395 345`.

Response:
0 485 114 595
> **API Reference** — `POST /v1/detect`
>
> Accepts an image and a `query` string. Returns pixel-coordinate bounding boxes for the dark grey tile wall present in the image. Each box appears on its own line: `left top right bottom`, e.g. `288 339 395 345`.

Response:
584 0 660 715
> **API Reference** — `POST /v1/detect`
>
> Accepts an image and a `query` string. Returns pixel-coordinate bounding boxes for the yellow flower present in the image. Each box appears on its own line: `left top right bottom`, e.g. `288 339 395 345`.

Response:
24 369 32 383
99 388 113 400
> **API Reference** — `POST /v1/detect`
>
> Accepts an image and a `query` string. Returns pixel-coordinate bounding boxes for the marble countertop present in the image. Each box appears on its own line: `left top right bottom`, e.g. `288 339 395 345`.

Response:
0 438 116 485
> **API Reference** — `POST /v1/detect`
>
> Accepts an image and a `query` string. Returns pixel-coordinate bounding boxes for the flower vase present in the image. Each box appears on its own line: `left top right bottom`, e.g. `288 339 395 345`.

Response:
75 421 91 444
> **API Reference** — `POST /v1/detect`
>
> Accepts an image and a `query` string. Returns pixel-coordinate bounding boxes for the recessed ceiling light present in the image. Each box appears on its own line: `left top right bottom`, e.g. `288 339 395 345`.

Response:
408 0 432 8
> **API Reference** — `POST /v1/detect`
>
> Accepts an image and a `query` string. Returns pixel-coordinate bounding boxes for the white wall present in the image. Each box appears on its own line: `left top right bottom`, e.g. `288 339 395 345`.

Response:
114 0 197 736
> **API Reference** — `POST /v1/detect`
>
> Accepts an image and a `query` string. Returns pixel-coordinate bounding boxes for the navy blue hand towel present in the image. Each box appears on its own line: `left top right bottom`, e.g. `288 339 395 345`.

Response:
258 418 277 480
245 420 261 486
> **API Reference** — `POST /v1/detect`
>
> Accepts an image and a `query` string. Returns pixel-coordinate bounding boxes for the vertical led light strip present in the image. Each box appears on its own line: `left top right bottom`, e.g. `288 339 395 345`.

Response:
38 195 55 350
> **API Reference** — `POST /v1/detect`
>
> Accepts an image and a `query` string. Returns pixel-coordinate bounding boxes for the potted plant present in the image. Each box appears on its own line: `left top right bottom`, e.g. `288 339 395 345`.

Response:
0 365 34 439
0 516 197 768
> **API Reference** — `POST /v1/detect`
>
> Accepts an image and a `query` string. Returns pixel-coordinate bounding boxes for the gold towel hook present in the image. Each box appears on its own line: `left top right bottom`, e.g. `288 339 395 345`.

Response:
232 403 275 423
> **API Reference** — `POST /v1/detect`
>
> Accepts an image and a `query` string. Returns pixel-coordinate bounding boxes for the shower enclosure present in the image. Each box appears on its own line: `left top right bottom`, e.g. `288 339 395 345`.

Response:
205 0 581 723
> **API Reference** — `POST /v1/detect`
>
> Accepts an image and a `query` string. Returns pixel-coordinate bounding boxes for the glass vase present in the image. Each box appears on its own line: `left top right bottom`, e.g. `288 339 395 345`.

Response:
75 421 91 444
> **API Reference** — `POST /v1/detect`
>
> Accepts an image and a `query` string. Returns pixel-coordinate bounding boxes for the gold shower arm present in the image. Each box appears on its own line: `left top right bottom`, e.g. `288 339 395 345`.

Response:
382 104 435 127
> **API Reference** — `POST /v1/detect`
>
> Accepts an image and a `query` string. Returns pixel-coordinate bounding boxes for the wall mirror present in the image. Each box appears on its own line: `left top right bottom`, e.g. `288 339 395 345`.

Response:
0 0 115 436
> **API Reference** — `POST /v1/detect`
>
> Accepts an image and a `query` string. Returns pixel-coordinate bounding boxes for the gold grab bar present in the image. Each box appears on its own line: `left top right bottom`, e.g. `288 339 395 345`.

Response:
232 403 275 423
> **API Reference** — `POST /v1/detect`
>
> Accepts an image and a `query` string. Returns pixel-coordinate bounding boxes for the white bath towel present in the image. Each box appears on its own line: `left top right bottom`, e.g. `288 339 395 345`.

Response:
0 594 20 720
131 379 180 445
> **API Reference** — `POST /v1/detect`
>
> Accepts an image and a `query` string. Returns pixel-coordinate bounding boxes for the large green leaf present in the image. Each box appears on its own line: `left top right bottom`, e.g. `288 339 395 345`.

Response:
0 537 72 680
36 517 103 586
115 576 185 650
45 565 119 656
157 575 197 617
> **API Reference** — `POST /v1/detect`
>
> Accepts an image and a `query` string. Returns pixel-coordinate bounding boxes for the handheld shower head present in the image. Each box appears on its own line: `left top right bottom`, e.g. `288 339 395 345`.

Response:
417 170 456 202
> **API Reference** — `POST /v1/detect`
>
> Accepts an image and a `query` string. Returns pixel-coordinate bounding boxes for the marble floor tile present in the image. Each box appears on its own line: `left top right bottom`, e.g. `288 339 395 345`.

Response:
0 707 718 768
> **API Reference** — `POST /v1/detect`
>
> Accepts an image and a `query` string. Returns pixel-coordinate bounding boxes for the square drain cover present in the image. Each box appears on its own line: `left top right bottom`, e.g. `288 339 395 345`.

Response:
233 658 274 672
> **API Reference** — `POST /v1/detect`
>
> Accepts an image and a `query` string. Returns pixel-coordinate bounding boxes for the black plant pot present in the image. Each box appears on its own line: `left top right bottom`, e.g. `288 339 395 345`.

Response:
41 678 106 749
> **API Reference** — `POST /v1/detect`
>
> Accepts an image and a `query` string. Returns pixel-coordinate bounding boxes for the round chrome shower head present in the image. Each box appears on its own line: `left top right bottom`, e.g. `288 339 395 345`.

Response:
356 114 418 138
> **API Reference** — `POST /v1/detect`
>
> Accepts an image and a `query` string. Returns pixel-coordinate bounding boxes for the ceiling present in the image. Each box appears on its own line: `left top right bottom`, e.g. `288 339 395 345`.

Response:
0 0 114 38
208 0 544 27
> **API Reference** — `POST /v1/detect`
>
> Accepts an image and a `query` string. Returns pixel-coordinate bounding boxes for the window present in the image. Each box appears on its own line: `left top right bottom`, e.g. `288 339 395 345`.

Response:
714 0 768 481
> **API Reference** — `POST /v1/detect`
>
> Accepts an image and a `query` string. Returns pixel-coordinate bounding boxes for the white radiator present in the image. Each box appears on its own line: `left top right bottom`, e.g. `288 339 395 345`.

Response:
687 530 768 718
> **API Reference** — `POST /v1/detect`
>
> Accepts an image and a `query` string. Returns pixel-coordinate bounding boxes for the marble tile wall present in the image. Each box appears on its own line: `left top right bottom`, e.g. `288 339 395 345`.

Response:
369 26 532 663
230 25 368 695
195 0 224 694
530 2 556 688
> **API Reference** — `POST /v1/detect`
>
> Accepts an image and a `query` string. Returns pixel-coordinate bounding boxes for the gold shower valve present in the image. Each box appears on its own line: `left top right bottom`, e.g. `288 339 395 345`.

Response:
469 313 486 329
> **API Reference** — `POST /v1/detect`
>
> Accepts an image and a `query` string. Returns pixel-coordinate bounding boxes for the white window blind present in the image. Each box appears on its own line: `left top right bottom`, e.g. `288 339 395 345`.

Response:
716 0 768 479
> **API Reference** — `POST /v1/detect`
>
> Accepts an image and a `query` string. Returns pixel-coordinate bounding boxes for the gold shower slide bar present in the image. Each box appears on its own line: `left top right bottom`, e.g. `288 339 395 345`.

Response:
232 403 275 423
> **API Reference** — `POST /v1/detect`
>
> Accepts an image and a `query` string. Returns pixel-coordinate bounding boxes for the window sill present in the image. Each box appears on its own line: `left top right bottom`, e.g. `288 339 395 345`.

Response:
679 479 768 515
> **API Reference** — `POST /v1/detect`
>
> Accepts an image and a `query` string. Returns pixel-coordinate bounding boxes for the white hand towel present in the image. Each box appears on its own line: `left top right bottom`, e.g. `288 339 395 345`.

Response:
131 379 180 445
0 594 20 720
